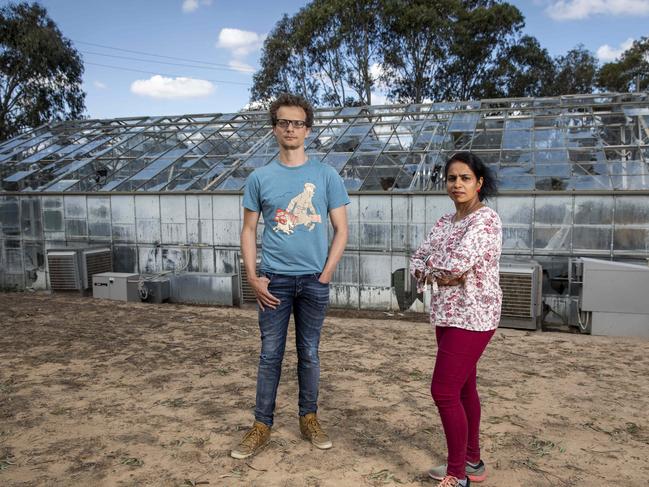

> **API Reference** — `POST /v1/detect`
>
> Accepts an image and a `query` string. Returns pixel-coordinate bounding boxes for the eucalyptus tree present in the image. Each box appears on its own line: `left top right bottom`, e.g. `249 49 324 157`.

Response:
436 0 526 101
252 0 572 106
0 2 85 141
251 0 382 106
379 0 453 103
251 14 319 105
551 45 599 95
598 37 649 93
485 35 555 98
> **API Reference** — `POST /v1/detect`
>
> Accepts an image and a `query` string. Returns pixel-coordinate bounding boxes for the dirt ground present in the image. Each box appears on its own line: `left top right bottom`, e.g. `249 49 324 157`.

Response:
1 293 648 487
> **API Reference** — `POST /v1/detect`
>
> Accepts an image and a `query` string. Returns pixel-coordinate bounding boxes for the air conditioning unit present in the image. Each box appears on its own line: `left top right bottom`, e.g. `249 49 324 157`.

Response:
579 258 649 337
47 247 113 292
239 256 260 304
82 248 113 288
499 260 543 330
46 250 81 290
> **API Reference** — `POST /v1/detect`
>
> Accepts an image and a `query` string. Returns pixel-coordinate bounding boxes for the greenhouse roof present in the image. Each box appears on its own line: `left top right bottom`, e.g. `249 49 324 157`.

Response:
1 92 649 193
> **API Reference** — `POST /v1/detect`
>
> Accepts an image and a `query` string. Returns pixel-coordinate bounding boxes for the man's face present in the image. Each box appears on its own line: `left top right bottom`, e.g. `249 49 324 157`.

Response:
273 106 310 151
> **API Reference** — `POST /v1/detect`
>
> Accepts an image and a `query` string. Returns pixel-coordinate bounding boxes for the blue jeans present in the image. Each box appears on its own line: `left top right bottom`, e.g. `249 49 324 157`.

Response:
254 272 330 427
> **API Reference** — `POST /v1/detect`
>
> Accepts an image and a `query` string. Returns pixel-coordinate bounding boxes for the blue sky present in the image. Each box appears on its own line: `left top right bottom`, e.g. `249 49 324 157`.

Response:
30 0 649 119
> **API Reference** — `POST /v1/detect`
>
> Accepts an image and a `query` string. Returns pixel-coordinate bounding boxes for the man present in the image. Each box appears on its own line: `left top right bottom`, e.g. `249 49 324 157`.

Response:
231 93 349 459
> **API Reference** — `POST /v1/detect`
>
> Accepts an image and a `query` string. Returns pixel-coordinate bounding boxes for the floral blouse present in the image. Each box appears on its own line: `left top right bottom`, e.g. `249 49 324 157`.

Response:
409 206 502 332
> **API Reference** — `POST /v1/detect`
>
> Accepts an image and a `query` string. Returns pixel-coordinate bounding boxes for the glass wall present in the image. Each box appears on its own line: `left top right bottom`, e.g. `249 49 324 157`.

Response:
2 193 648 308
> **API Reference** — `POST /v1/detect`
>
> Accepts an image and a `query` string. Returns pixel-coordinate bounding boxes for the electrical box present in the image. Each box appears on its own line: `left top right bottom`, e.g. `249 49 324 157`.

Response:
93 272 139 301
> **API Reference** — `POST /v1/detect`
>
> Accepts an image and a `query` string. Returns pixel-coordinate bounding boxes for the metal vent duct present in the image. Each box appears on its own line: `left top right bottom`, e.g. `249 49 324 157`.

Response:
499 261 543 330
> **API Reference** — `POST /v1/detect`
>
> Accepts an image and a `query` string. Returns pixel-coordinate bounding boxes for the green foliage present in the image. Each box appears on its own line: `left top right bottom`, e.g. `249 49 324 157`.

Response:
252 1 382 106
489 41 599 98
437 0 526 101
251 0 553 106
252 1 644 107
380 0 452 103
250 14 307 104
550 45 599 95
598 37 649 93
487 36 555 98
0 2 85 141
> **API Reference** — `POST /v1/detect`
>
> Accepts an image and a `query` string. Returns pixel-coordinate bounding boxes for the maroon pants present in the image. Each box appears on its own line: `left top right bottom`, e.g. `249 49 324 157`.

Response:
431 326 495 479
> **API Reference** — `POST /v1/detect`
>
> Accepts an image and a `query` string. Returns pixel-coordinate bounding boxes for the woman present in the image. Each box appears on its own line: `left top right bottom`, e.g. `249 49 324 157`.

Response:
410 152 501 487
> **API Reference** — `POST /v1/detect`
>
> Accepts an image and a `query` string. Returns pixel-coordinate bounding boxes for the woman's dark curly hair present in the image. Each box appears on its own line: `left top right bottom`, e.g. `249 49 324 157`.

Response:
444 151 498 202
269 93 314 128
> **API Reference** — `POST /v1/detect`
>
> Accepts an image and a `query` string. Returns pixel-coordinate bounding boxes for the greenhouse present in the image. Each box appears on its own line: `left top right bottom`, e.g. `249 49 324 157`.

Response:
1 92 648 331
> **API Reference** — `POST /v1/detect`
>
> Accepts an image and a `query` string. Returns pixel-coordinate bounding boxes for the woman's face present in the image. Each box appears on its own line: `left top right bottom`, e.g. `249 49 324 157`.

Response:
446 161 483 205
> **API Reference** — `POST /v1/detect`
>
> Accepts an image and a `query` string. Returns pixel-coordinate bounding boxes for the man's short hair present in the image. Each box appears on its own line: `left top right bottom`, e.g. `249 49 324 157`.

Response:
269 93 314 128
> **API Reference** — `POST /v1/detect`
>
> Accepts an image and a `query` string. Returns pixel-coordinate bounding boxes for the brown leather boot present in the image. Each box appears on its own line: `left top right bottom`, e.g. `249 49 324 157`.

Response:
299 413 332 449
230 421 271 459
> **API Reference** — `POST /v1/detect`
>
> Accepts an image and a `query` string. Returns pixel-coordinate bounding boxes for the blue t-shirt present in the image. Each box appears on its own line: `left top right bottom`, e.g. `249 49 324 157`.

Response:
242 158 350 275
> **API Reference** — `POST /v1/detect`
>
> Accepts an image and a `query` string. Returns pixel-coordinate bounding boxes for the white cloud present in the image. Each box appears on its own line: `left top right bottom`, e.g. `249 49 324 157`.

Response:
369 62 389 105
228 60 255 73
370 63 389 91
597 37 635 62
130 75 214 99
546 0 649 20
182 0 198 12
371 92 389 106
370 63 384 81
216 28 265 58
93 81 107 90
241 99 271 111
182 0 212 13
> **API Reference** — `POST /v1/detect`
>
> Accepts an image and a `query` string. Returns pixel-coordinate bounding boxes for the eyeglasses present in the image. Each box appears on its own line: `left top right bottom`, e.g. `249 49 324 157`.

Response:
275 119 307 129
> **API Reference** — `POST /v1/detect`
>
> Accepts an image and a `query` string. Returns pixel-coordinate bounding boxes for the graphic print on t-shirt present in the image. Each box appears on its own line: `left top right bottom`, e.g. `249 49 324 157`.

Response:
273 182 322 235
